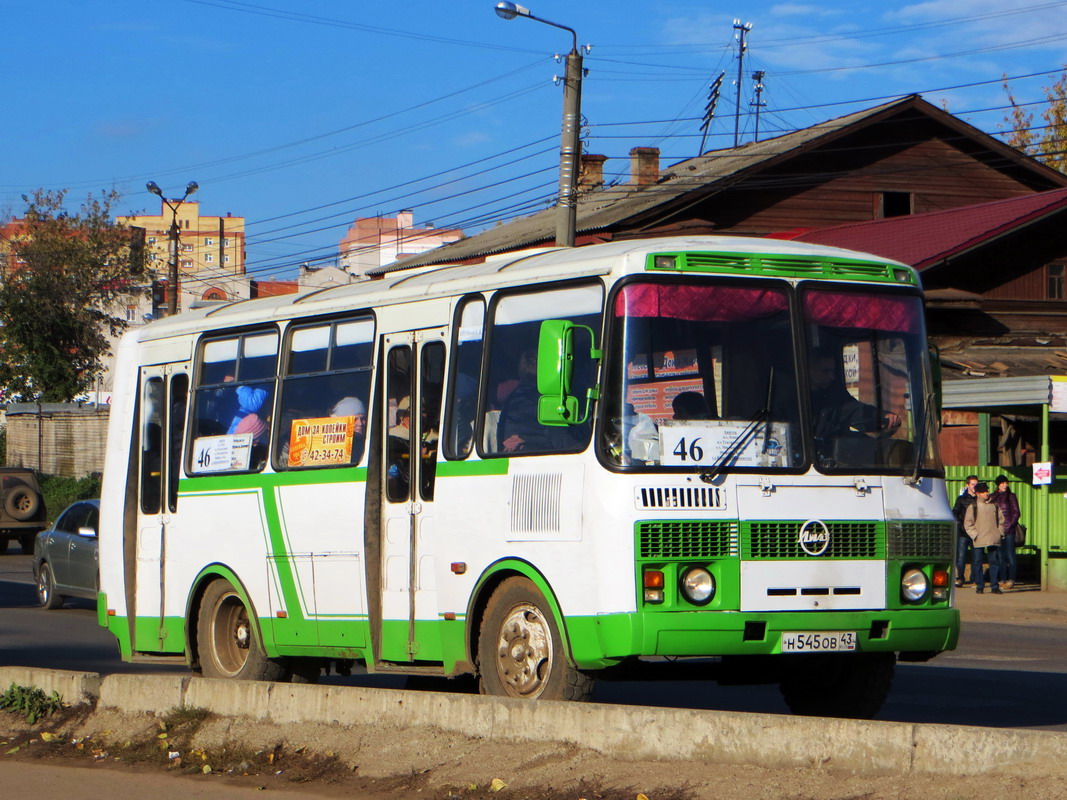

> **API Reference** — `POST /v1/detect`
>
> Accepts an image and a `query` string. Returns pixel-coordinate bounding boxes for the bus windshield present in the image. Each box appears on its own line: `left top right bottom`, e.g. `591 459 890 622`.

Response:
604 279 803 470
802 285 939 473
603 279 940 475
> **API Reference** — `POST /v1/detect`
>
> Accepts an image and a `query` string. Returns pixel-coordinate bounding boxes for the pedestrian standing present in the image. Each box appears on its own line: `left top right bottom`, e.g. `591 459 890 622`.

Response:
964 482 1004 594
952 475 979 587
991 475 1021 590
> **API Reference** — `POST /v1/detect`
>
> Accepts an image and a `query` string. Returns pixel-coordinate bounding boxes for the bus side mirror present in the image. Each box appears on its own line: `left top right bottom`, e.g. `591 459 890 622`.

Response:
536 319 600 427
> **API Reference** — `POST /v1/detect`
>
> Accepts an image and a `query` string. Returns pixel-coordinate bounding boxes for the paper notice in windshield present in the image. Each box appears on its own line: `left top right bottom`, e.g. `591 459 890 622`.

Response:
191 434 253 473
660 420 790 468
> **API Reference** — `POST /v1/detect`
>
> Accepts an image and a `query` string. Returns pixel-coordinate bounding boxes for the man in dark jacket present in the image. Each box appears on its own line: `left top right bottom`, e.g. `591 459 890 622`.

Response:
952 475 979 587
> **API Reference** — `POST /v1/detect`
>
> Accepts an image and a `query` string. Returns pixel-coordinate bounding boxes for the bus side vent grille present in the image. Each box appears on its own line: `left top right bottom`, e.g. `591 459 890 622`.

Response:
636 486 727 510
745 521 882 559
888 521 955 559
638 520 739 559
510 473 562 534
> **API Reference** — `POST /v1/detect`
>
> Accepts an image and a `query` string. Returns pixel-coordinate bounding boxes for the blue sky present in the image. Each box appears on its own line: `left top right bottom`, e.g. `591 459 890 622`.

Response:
3 0 1066 279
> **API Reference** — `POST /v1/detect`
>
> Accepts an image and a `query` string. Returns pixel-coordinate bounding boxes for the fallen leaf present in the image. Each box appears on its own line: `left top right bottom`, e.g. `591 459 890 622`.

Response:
40 732 59 743
157 733 168 739
5 746 20 755
491 778 508 792
202 765 212 774
637 795 649 800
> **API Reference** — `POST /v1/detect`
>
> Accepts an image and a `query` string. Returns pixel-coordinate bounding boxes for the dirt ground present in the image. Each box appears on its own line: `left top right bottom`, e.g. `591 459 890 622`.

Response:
4 587 1067 800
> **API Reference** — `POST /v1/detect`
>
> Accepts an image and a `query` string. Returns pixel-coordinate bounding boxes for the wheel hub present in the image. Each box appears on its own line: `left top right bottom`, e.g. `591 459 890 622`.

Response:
495 603 552 698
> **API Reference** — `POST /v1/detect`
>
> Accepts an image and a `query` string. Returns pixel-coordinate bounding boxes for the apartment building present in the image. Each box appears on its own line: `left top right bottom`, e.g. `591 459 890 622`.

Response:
121 201 248 313
338 210 462 278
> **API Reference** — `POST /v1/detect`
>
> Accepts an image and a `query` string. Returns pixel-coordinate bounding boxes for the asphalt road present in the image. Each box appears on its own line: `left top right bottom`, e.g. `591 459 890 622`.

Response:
3 552 1066 730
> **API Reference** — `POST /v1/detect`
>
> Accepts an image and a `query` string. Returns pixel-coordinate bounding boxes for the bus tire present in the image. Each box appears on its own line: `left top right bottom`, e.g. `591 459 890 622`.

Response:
37 562 65 610
779 652 894 719
477 576 594 702
196 580 286 681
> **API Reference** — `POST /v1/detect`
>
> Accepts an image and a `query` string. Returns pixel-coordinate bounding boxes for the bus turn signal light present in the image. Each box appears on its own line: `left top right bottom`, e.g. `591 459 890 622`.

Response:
643 570 665 604
932 569 949 587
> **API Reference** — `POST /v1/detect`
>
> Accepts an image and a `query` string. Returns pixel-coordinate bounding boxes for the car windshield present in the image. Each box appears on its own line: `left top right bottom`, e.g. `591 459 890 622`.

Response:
602 279 803 471
801 286 940 473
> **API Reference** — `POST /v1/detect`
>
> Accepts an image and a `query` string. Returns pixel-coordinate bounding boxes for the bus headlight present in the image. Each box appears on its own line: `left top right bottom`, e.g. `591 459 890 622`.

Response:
901 568 929 602
681 567 715 605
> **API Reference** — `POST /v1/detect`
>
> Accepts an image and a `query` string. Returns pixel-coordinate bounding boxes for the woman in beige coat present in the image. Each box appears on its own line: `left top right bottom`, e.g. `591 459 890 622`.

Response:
964 482 1004 594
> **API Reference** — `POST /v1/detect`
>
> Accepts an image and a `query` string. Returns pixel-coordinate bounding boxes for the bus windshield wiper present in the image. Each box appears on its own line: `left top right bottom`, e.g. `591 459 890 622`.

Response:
701 368 774 483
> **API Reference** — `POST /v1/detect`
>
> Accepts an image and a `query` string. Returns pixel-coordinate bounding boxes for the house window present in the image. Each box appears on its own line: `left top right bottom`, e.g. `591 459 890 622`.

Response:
148 237 156 245
879 191 912 219
223 238 230 247
205 253 214 263
181 259 193 268
181 244 193 253
205 237 214 246
1049 262 1065 300
224 255 231 264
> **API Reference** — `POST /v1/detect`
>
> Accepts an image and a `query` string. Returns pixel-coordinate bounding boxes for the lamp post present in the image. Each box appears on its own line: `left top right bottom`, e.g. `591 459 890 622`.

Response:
494 2 583 248
146 180 198 316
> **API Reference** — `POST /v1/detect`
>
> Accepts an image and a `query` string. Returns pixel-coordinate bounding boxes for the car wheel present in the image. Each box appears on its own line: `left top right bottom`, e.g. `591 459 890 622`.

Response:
37 563 65 610
196 579 286 681
477 576 594 701
5 487 41 521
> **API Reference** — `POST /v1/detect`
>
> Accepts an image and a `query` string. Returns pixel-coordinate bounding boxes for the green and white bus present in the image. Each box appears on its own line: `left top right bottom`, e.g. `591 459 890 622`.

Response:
98 235 959 717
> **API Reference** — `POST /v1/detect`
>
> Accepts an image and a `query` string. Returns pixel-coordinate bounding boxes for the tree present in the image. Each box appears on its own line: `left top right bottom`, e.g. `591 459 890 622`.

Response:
1002 67 1067 174
0 189 146 402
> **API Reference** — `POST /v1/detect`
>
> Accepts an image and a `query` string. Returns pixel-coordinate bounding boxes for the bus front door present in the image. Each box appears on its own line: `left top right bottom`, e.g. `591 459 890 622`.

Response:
133 365 189 653
379 329 447 663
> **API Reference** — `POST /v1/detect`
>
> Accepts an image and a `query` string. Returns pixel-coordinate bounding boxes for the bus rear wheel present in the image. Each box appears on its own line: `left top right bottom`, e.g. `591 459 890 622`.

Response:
477 577 593 702
196 580 286 681
779 652 894 719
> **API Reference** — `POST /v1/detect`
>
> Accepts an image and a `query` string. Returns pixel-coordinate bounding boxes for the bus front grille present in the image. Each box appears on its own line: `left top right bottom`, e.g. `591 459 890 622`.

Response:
637 520 739 559
745 521 882 559
887 521 955 559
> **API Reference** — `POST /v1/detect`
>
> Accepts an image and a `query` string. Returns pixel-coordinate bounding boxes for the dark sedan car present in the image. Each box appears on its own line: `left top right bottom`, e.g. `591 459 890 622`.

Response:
33 499 99 609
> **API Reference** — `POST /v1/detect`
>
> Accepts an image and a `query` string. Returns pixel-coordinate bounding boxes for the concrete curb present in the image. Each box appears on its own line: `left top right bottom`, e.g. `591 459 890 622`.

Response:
5 666 1067 775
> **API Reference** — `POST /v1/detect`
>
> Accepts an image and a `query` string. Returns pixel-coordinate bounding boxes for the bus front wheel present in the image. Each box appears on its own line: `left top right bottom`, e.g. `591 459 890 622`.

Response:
196 580 286 681
477 577 593 702
779 652 894 719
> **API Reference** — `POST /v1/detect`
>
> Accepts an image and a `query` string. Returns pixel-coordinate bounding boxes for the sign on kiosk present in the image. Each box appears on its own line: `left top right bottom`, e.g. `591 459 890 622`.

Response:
1033 461 1054 485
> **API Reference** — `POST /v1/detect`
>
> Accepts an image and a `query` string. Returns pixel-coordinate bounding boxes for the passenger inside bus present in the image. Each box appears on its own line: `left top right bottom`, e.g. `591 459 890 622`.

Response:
671 391 713 421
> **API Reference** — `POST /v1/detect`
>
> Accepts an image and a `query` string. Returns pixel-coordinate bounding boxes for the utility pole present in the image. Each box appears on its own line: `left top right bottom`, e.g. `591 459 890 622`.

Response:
732 20 752 148
751 69 767 142
699 71 725 157
146 180 198 316
495 2 585 247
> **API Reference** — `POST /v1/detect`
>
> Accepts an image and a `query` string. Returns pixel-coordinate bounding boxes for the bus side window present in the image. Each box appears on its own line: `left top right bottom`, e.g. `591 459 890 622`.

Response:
190 331 278 475
444 297 484 460
482 284 603 458
168 374 188 513
275 318 374 470
140 376 164 514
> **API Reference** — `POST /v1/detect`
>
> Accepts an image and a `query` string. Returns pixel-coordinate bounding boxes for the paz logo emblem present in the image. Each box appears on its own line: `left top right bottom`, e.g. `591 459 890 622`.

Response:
798 519 831 556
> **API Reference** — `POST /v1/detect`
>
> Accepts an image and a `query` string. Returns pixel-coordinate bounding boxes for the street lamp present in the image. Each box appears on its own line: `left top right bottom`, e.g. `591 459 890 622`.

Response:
146 180 198 316
494 1 583 248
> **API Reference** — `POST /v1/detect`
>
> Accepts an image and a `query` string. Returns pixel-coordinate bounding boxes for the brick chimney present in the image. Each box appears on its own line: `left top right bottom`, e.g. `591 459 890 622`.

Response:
629 147 659 186
578 153 607 190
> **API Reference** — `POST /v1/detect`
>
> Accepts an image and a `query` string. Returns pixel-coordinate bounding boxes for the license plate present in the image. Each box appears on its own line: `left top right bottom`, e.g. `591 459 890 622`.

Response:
781 631 857 653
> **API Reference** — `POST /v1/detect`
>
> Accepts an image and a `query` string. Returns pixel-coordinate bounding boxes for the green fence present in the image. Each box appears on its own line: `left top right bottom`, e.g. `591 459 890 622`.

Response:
945 466 1067 589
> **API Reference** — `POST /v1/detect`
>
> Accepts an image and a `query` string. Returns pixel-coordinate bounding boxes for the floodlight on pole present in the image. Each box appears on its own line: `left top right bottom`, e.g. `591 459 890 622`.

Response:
494 1 583 247
146 179 199 316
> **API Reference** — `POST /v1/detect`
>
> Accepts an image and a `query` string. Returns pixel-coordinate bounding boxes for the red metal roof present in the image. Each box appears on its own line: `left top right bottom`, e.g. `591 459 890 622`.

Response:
790 187 1067 269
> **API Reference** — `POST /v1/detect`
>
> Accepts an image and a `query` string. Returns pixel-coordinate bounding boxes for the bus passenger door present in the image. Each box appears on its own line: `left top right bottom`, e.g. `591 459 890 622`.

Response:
133 365 190 653
379 329 447 663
